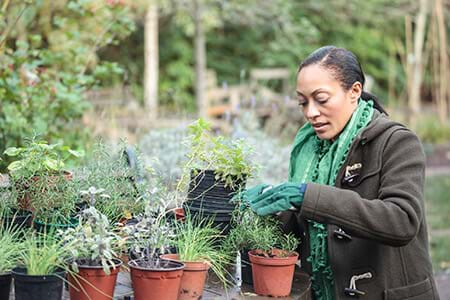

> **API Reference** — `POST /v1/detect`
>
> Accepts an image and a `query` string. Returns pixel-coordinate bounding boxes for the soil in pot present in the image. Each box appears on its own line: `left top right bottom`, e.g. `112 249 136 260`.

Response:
12 267 65 300
160 254 210 300
129 258 185 300
68 258 122 300
249 249 299 297
0 273 12 300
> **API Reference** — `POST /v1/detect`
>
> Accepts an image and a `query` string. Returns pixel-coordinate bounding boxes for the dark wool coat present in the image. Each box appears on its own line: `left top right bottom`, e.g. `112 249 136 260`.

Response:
280 110 439 300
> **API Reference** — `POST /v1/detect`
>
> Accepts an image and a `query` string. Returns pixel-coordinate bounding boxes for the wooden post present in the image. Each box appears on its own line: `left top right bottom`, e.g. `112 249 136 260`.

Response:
194 0 207 118
435 0 449 122
408 0 428 128
144 1 159 121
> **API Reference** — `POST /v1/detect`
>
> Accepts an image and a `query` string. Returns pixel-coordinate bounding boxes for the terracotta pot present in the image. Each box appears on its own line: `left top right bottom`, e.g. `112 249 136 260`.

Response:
68 259 122 300
174 207 185 221
249 249 299 297
160 254 210 300
129 258 185 300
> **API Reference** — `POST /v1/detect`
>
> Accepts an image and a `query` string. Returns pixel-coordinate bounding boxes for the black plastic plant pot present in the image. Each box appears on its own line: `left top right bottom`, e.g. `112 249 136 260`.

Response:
186 201 235 212
33 217 79 234
189 169 246 195
2 208 32 230
240 249 253 285
12 267 65 300
0 273 12 299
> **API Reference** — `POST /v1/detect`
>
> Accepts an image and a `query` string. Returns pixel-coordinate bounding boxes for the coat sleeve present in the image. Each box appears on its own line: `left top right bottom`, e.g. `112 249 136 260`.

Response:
300 129 426 247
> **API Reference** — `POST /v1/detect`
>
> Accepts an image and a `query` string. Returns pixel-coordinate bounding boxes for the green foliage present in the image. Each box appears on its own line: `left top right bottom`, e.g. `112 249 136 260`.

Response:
224 207 299 257
0 223 25 273
0 44 91 171
71 142 147 223
173 213 232 286
4 138 83 178
3 137 83 219
416 117 450 145
122 199 174 262
425 175 450 230
182 118 256 189
429 235 450 271
19 232 69 276
60 205 123 275
0 0 136 171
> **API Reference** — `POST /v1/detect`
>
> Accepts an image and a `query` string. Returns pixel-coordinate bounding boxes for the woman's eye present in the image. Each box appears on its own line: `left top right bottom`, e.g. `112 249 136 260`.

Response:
316 97 328 103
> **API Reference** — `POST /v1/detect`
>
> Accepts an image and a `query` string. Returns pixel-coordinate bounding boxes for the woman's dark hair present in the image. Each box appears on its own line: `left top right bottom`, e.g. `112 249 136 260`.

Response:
298 46 387 114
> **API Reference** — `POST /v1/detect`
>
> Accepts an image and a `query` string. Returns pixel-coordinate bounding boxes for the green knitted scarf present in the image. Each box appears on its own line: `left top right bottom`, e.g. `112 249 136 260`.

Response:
288 99 374 300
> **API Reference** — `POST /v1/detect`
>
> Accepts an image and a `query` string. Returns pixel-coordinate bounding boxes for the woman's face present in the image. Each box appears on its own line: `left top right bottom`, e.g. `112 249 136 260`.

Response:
296 64 361 140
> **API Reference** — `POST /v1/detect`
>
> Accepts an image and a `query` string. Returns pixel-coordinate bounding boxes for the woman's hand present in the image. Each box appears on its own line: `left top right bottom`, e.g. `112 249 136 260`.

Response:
249 183 307 216
232 183 272 209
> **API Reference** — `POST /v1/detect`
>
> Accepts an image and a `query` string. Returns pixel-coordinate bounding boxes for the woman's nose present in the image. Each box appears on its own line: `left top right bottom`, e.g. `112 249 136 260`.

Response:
304 102 320 119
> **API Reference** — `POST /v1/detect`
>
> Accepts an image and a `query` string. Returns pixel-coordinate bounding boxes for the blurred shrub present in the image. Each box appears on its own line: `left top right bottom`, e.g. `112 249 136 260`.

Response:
0 0 136 171
416 116 450 144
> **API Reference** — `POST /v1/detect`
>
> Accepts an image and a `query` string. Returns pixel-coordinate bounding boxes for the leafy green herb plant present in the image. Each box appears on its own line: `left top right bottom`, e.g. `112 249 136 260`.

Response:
4 137 83 220
178 118 256 194
0 224 25 274
121 198 174 266
224 206 299 258
18 232 70 276
60 188 124 275
173 212 233 286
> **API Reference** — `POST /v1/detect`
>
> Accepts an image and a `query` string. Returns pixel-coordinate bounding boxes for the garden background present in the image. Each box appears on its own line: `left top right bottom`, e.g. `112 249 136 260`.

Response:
1 0 449 297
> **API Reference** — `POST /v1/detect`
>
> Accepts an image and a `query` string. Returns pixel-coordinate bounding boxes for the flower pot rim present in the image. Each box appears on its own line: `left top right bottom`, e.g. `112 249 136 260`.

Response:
128 258 185 272
159 254 211 271
249 249 299 259
71 258 123 270
33 216 79 227
11 266 65 278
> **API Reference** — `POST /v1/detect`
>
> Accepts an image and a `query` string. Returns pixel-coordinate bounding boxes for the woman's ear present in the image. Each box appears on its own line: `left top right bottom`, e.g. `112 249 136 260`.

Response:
349 82 363 103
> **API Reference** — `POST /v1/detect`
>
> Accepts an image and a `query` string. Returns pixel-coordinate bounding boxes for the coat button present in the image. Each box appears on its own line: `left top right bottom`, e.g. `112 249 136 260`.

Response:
344 287 366 297
334 228 352 241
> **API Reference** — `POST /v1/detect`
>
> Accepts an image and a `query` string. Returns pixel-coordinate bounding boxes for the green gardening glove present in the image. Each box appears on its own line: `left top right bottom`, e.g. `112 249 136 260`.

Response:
250 183 307 216
231 183 272 210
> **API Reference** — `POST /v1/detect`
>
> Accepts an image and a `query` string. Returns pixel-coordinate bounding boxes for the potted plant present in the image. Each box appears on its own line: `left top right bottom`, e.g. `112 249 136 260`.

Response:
123 199 185 300
70 142 147 224
0 186 32 230
222 206 266 285
223 203 300 297
178 119 256 232
12 232 69 300
0 223 24 299
245 210 300 297
4 138 83 227
59 186 124 300
162 212 232 300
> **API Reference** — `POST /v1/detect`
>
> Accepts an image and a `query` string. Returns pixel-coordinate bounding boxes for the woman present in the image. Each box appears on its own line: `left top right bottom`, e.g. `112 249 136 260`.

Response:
243 46 439 299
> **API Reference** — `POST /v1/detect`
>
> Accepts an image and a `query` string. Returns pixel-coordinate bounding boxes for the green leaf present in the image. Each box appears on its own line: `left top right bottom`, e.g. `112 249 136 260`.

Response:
44 158 60 171
68 149 84 157
7 160 24 171
4 147 22 156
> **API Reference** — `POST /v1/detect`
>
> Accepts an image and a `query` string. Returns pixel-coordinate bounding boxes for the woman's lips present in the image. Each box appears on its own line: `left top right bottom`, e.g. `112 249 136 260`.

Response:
312 122 329 132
